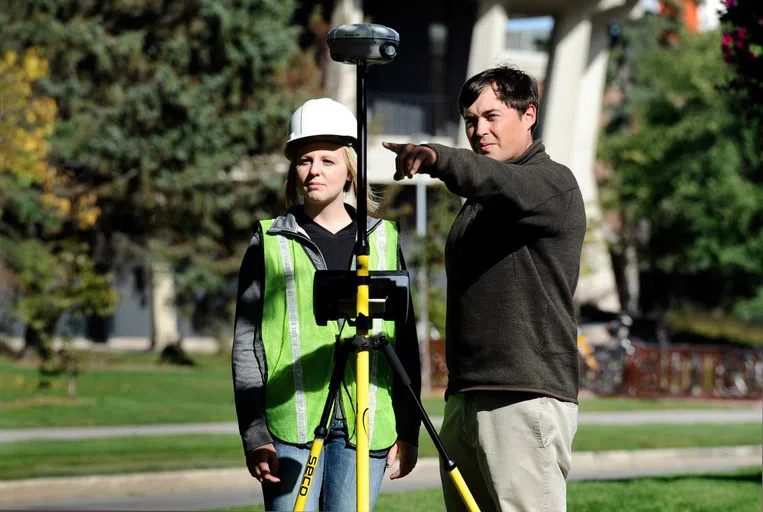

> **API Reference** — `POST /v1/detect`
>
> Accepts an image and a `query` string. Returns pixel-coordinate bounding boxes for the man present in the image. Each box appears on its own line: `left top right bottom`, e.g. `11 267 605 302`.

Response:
383 65 586 511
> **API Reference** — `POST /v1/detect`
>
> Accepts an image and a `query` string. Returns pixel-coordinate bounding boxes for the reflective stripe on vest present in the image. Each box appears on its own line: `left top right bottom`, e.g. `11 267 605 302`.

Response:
260 218 398 449
276 235 308 443
367 223 387 445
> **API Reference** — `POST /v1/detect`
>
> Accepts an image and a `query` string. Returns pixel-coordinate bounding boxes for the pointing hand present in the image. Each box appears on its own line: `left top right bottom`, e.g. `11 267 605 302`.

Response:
382 142 437 181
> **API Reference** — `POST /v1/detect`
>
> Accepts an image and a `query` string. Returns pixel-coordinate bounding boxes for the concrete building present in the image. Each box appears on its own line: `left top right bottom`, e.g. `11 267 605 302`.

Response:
315 0 636 312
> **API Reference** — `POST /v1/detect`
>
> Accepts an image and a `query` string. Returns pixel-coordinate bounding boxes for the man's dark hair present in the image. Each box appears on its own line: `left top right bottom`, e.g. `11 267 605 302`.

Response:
457 65 539 126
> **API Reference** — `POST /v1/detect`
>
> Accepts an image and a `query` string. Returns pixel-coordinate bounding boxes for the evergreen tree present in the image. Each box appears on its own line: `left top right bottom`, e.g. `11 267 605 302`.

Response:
0 1 320 343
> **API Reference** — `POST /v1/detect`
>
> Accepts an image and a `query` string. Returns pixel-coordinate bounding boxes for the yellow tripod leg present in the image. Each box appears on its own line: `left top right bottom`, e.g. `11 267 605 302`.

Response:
447 467 480 512
356 254 370 511
293 439 324 511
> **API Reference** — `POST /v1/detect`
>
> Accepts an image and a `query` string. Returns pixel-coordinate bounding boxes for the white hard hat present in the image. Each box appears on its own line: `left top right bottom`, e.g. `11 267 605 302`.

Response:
284 98 357 159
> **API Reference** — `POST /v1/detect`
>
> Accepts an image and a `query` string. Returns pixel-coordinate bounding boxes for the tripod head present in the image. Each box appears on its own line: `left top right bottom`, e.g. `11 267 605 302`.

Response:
313 24 410 329
313 270 410 326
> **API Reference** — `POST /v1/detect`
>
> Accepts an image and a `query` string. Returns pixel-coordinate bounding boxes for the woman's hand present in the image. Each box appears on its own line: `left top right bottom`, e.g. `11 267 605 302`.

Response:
386 439 419 480
246 443 281 483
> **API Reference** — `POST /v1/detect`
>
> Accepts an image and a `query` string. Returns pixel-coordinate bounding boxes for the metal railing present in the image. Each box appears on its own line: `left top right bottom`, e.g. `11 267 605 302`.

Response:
581 341 763 399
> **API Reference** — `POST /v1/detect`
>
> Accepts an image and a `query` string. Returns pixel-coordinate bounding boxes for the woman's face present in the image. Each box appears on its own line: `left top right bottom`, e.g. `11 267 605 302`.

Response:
294 142 351 207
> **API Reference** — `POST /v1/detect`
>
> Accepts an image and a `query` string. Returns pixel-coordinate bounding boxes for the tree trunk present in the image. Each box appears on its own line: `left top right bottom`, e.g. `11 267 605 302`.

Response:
21 322 52 360
150 260 180 352
623 242 641 316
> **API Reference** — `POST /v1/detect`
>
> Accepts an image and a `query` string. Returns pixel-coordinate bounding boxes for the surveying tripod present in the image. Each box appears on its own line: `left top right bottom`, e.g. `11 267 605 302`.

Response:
292 23 479 512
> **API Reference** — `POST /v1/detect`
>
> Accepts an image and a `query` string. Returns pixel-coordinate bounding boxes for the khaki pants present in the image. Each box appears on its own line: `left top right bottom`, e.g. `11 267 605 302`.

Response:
439 392 578 512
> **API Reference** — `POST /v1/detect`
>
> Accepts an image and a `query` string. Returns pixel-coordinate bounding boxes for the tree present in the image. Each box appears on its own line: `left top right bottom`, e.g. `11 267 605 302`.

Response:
0 49 63 243
0 1 321 349
599 22 762 319
719 0 763 321
0 48 117 360
720 0 763 123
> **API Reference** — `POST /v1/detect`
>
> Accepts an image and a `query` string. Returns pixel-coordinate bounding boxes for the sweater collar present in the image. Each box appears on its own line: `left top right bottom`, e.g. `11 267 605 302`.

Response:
506 139 546 165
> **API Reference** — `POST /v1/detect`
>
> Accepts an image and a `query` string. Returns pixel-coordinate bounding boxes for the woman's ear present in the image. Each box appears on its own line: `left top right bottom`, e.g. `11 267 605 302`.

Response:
345 169 352 190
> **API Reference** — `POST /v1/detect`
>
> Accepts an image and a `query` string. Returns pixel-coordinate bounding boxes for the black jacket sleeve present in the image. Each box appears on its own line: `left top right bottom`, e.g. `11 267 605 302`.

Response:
231 225 273 454
391 244 422 446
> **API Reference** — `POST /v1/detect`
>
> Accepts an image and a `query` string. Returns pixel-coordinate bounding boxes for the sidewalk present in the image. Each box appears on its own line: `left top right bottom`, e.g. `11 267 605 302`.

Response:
1 446 760 509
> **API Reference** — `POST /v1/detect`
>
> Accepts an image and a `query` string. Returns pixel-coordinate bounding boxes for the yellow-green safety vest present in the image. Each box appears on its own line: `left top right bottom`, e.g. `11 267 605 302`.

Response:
260 218 399 450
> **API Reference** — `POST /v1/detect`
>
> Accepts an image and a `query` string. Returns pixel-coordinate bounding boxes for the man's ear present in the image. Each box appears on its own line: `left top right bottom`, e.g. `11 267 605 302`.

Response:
523 104 537 131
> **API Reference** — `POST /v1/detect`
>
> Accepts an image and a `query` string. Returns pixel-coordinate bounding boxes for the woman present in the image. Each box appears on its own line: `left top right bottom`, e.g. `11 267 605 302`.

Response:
232 98 421 511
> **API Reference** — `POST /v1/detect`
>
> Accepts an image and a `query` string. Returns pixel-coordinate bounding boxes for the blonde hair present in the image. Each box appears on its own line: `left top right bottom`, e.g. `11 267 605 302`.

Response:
284 145 380 212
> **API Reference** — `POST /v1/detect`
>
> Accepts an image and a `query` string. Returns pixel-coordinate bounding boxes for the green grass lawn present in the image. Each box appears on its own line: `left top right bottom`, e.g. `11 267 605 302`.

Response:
0 434 242 480
215 467 762 512
1 353 758 429
0 353 235 428
2 422 760 481
567 466 762 512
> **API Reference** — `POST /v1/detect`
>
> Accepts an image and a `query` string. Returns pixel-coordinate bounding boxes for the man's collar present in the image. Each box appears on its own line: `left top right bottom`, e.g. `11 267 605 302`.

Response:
506 139 545 165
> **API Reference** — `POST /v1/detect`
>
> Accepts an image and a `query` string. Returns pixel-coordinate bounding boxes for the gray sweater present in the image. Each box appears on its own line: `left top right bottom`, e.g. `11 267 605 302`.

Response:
424 140 586 403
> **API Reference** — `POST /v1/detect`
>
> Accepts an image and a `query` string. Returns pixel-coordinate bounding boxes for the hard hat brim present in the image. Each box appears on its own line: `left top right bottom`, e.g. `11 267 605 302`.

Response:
284 135 356 160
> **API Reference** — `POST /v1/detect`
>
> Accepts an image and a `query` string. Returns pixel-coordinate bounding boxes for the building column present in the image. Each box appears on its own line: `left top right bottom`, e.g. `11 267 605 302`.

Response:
466 0 509 80
569 16 621 312
324 0 363 112
539 5 593 166
457 0 508 148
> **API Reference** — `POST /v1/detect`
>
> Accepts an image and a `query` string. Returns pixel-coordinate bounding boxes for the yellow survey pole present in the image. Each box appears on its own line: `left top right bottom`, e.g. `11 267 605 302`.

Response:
355 253 370 511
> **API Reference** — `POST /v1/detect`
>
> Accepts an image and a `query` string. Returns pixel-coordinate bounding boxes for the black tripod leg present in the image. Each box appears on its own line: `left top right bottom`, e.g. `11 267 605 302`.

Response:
293 341 352 511
379 342 481 512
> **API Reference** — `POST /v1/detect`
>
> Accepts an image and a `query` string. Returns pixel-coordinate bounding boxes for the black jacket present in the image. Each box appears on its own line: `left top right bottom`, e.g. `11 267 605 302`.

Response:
425 140 586 403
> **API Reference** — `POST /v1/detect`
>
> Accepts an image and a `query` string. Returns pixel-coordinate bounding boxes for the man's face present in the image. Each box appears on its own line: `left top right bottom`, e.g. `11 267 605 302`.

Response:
463 86 536 162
